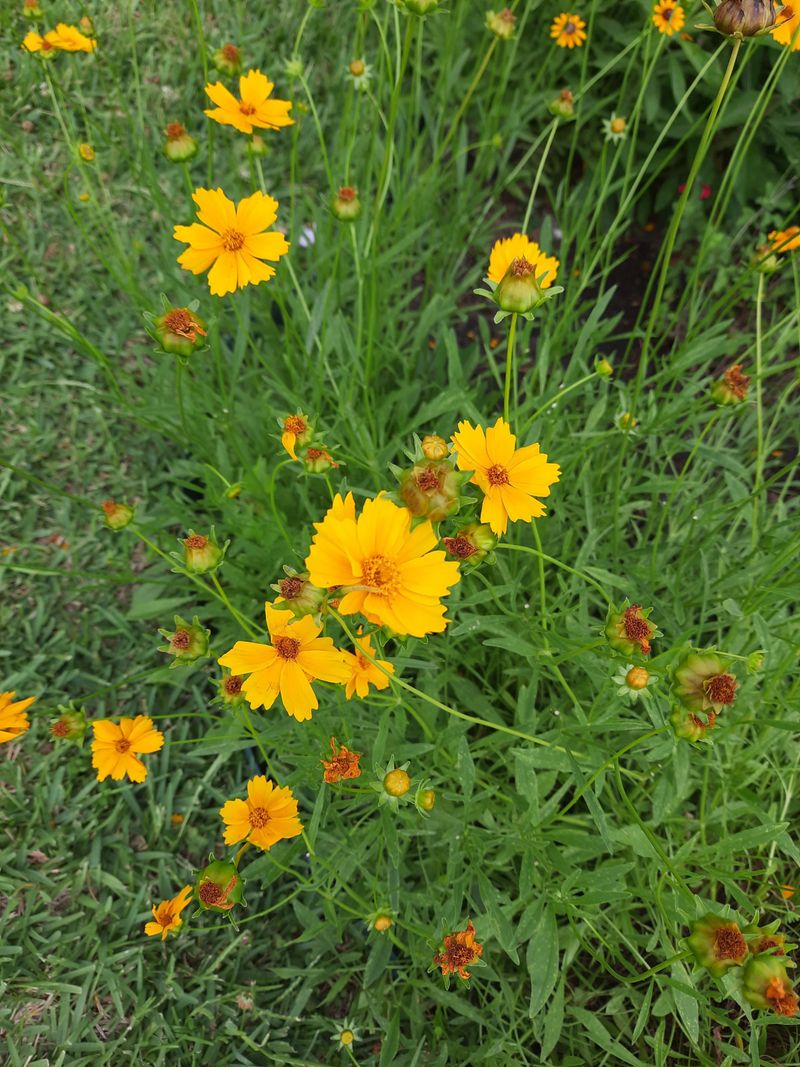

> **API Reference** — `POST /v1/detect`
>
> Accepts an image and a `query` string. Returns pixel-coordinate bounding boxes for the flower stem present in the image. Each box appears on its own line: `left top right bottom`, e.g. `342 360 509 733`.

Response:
503 312 519 427
752 271 765 550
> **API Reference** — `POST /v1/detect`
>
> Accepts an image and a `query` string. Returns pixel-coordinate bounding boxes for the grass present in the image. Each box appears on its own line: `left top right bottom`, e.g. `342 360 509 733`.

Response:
1 0 799 1064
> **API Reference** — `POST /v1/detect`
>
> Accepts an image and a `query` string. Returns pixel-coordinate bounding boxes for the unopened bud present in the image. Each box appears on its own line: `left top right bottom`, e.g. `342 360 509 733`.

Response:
154 305 207 357
303 447 339 473
596 357 614 378
270 567 325 618
383 768 411 797
549 89 575 121
486 8 516 38
421 435 449 460
196 858 245 912
78 143 95 162
332 185 361 222
400 0 441 14
158 614 210 666
50 707 87 745
494 256 546 314
163 123 198 163
213 43 242 77
418 787 436 811
22 0 44 20
101 500 134 531
182 530 224 574
713 0 777 36
442 522 497 566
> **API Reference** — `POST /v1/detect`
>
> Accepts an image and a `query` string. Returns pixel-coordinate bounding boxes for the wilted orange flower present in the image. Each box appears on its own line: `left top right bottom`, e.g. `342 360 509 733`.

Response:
550 12 587 47
433 920 484 980
144 885 193 940
487 233 559 288
174 188 289 297
0 691 35 745
321 738 362 783
204 70 293 134
91 716 164 782
220 774 303 850
771 5 800 50
342 631 394 699
652 1 685 35
451 418 560 536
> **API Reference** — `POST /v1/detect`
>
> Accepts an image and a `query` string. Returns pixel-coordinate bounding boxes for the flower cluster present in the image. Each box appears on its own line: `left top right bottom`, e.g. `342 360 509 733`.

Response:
23 22 96 56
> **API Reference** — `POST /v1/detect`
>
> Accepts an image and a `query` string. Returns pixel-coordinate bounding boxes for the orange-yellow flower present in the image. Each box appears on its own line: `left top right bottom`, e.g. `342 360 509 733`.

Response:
771 5 800 50
174 188 289 297
219 774 303 850
219 604 350 722
144 885 193 940
305 493 461 637
451 417 560 536
321 738 363 783
0 691 35 745
47 23 97 52
487 233 559 288
281 413 312 459
433 920 484 980
652 1 685 35
769 226 800 253
550 12 587 48
91 716 164 782
342 630 394 699
22 31 56 54
204 70 293 134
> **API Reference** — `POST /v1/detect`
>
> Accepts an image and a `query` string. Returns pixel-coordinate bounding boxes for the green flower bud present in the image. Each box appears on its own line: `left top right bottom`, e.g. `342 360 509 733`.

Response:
548 89 575 121
399 460 462 522
486 8 516 38
746 650 765 674
163 123 198 163
687 914 749 976
249 134 268 157
595 357 614 378
181 530 224 574
303 447 339 474
213 43 242 77
101 500 134 531
400 0 441 14
195 858 245 912
418 787 436 811
332 186 362 222
158 615 210 667
218 671 246 706
154 306 207 357
670 705 718 743
494 256 547 314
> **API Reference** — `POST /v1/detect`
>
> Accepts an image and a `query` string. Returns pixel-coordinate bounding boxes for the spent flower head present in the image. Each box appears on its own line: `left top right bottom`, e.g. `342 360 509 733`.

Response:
687 913 749 976
158 615 210 667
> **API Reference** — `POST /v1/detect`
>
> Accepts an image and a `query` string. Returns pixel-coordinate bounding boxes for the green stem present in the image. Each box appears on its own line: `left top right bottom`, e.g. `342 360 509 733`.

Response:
522 119 558 234
495 542 613 607
503 312 519 426
752 272 765 550
435 38 498 165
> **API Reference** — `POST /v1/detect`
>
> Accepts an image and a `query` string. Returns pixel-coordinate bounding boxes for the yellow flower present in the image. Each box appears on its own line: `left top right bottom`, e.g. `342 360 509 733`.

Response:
22 30 56 54
487 233 559 288
450 417 560 536
771 4 800 48
46 23 97 52
0 691 35 745
343 631 394 699
305 493 461 637
144 885 193 940
91 716 164 782
281 413 312 459
769 226 800 253
204 70 293 134
550 12 587 48
173 188 289 297
219 604 350 722
78 142 95 161
220 775 303 850
652 0 685 35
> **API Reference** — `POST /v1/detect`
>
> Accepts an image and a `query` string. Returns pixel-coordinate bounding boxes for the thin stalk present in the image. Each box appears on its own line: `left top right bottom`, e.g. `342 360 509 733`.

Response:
503 312 519 425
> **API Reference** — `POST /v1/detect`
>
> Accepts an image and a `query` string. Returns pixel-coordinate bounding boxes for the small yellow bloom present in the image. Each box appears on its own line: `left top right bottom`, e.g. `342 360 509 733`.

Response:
0 691 35 745
220 774 303 850
652 0 685 35
22 30 55 54
144 885 193 940
771 5 800 49
281 413 312 459
769 226 800 253
78 143 94 161
91 716 164 783
450 418 560 536
173 188 290 297
342 631 394 700
219 604 350 722
46 23 97 53
487 232 559 288
550 12 587 48
204 70 293 135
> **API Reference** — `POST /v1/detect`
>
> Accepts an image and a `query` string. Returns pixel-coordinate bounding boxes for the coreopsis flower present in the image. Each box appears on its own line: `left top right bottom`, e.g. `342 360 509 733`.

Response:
219 604 350 721
672 652 738 714
596 357 614 377
342 631 394 699
22 0 44 19
614 664 655 702
50 706 87 744
144 885 193 940
433 920 484 981
450 418 560 536
743 956 799 1016
219 774 303 850
711 364 750 406
22 31 56 56
486 8 516 37
771 5 800 49
154 305 207 358
0 691 35 745
91 717 165 783
713 0 777 36
549 88 575 120
213 43 242 77
46 23 97 52
163 122 198 163
204 70 293 135
101 500 134 530
550 13 587 47
181 530 224 573
157 615 210 667
687 914 749 976
652 0 686 34
346 58 372 91
195 858 245 912
321 737 363 783
484 233 560 315
271 567 325 619
399 459 463 521
442 522 497 566
603 115 627 143
604 602 659 657
174 188 289 297
305 493 461 637
769 225 800 254
332 186 361 222
78 143 94 162
280 413 313 459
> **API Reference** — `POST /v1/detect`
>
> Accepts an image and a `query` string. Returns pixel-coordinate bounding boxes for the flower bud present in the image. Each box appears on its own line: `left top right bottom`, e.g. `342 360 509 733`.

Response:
604 601 658 657
752 242 780 274
271 567 326 618
399 460 462 522
418 787 436 811
442 522 497 566
50 706 87 745
154 305 207 357
213 43 242 77
710 364 750 406
670 705 718 742
284 57 304 80
595 358 614 378
78 143 95 162
79 16 95 35
486 8 516 37
303 447 339 474
373 914 393 932
249 134 268 157
332 186 361 222
218 671 245 706
742 956 798 1016
672 652 738 714
421 435 449 460
548 89 575 121
746 650 765 673
280 413 314 460
158 614 210 667
22 0 44 19
181 530 224 574
713 0 777 36
494 255 549 314
163 122 198 163
687 914 749 976
384 768 411 797
626 667 649 690
101 500 134 531
195 858 245 912
400 0 441 14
